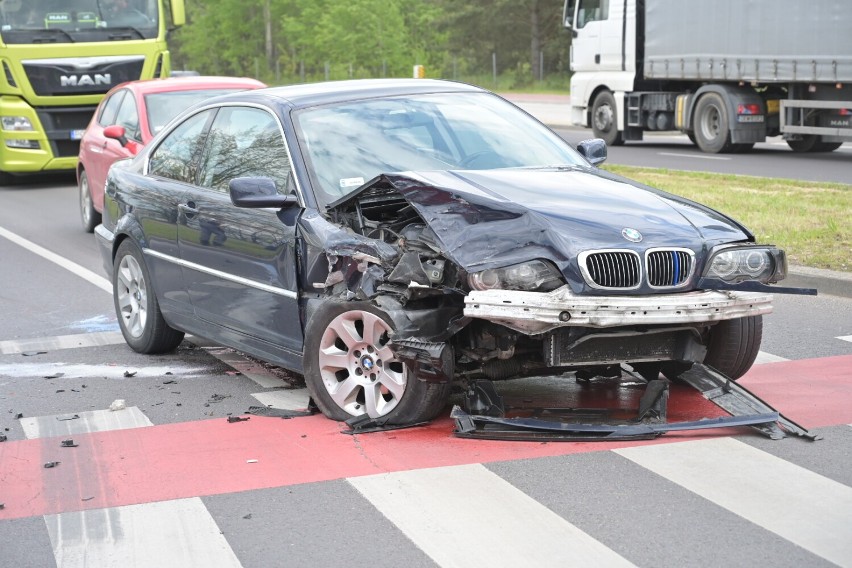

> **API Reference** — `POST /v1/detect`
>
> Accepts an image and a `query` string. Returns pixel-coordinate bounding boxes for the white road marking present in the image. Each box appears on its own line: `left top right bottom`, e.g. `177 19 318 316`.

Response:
615 438 852 567
0 225 111 293
20 407 153 439
207 347 291 388
0 362 211 380
251 389 310 410
26 407 244 568
753 350 790 364
45 499 243 568
0 331 127 355
349 463 636 568
837 335 852 343
657 152 732 160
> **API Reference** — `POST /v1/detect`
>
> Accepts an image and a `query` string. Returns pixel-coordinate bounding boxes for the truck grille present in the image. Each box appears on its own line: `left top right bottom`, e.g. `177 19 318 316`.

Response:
23 56 144 96
580 251 641 289
647 249 694 288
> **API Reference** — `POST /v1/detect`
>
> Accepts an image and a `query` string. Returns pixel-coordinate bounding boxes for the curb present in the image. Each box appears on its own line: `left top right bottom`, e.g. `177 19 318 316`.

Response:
785 266 852 299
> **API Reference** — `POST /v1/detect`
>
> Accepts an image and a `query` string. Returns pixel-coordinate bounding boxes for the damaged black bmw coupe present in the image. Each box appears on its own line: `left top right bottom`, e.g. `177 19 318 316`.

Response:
96 79 803 425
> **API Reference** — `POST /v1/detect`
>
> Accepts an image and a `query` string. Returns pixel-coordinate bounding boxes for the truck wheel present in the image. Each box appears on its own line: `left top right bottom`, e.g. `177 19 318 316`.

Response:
79 170 101 233
812 141 843 152
694 93 734 153
113 240 185 354
703 315 763 380
303 301 450 424
591 91 624 146
786 135 818 152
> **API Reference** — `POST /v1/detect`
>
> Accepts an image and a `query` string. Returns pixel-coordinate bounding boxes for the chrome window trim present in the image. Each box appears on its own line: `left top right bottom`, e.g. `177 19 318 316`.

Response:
143 101 306 208
577 249 642 290
144 248 298 299
645 247 696 290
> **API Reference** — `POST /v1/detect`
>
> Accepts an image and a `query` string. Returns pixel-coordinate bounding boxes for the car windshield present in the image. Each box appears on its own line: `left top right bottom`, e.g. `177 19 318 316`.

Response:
293 91 586 207
145 89 248 135
0 0 158 43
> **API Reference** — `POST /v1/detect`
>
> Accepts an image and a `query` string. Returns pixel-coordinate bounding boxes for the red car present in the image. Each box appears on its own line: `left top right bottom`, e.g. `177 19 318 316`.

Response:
77 76 266 232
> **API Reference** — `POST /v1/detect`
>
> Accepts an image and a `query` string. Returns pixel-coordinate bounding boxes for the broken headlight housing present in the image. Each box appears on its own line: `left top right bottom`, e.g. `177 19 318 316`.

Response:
468 259 564 292
703 245 787 284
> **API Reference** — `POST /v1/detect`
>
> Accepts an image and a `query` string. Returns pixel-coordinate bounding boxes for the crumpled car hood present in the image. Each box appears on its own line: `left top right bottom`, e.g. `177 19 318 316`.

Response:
330 168 751 287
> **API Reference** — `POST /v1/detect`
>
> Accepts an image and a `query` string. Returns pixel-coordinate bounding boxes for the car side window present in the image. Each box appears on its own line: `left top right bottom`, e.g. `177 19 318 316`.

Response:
148 110 214 184
113 91 141 141
98 90 125 127
197 106 291 194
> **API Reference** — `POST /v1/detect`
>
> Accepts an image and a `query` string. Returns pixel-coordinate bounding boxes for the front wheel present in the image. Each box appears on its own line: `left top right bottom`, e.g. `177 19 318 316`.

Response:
79 170 101 233
591 91 624 146
113 240 184 354
703 315 763 380
303 302 450 424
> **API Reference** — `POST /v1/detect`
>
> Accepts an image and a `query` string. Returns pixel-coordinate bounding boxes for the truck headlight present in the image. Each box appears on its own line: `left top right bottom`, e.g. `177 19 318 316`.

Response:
1 116 34 131
703 245 787 284
468 260 564 292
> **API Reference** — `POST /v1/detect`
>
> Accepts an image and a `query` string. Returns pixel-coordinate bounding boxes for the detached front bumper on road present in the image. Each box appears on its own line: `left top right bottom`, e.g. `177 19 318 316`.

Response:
464 286 773 334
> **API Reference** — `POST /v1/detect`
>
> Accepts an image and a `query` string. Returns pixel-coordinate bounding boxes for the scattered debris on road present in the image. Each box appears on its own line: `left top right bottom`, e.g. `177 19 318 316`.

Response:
60 439 78 447
43 461 60 468
109 399 126 411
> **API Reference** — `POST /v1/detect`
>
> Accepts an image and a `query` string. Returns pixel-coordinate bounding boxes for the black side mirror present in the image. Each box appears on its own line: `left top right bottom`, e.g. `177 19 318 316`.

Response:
229 177 298 209
576 138 608 165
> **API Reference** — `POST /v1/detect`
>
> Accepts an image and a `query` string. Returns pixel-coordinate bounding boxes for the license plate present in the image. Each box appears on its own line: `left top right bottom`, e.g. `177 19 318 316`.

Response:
737 115 765 123
70 129 86 140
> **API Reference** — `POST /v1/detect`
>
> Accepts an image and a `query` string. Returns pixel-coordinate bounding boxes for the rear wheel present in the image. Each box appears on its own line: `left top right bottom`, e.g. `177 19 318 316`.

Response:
113 240 184 354
787 135 818 152
79 170 101 233
591 91 624 146
694 92 734 153
703 315 763 380
303 302 450 424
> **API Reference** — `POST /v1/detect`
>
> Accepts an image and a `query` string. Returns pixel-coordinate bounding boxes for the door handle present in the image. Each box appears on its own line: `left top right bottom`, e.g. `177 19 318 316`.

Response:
179 202 199 218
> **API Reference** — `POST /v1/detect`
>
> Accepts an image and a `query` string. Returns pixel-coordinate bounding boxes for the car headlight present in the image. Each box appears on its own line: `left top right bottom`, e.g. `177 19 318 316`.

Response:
703 245 787 284
1 116 34 131
468 260 564 292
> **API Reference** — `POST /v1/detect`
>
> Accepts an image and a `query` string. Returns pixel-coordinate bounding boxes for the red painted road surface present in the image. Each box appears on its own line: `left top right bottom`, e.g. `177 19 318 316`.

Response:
2 355 850 520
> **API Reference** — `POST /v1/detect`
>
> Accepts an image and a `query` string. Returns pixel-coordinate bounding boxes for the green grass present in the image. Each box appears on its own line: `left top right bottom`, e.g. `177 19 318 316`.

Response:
604 165 852 272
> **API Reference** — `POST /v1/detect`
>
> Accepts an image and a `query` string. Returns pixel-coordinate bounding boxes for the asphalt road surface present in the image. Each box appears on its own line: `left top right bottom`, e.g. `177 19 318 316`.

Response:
1 171 851 567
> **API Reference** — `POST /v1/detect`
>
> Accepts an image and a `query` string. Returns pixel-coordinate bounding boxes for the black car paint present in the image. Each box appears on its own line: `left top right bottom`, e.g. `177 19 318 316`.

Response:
98 80 762 383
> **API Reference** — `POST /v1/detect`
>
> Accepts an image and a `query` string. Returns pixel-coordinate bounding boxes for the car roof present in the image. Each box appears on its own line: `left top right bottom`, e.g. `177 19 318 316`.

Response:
243 79 487 109
116 76 267 96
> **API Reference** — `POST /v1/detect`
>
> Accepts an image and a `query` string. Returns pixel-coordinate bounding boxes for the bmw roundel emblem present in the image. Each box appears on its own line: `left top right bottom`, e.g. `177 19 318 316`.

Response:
622 228 643 243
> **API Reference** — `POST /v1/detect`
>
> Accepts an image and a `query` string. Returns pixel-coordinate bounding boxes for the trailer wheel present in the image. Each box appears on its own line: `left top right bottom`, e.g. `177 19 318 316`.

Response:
303 301 450 424
786 135 818 152
694 93 735 153
703 315 763 380
813 141 843 152
591 91 624 146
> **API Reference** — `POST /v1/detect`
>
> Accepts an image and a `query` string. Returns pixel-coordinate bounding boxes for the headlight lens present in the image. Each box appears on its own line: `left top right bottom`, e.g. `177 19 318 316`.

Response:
1 116 34 131
468 260 564 292
704 246 786 283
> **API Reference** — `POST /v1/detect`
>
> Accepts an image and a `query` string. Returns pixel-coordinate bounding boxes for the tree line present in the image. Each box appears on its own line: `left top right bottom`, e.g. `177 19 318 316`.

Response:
171 0 570 89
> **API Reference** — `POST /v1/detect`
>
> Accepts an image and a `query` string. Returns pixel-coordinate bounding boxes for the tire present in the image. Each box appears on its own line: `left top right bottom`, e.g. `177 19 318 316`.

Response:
703 315 763 380
303 301 451 424
79 170 101 233
113 240 184 354
694 92 735 153
591 91 624 146
786 135 818 152
731 143 754 153
812 141 843 152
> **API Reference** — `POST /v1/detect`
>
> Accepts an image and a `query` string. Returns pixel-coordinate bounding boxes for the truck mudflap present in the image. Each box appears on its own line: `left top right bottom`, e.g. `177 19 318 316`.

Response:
451 364 821 442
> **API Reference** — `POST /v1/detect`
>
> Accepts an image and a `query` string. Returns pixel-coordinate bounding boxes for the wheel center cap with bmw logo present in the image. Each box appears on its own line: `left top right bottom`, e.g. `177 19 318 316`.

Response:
361 356 375 370
622 228 643 242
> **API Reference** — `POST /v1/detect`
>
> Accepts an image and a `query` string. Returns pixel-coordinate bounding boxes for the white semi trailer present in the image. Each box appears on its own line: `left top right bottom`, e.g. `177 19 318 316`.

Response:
563 0 852 153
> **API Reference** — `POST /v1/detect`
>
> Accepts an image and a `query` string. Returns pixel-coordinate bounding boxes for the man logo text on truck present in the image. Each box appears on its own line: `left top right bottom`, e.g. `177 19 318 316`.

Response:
60 74 112 88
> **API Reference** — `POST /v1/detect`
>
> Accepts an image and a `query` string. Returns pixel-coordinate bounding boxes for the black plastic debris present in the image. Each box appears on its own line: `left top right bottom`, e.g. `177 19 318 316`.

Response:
0 434 6 442
245 405 317 419
342 413 429 435
82 496 94 502
60 439 78 448
44 461 60 468
123 370 137 377
242 513 252 520
207 393 231 404
163 380 177 384
44 372 64 379
227 416 250 423
22 351 47 357
56 389 65 393
0 503 5 510
14 413 23 419
56 414 80 422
